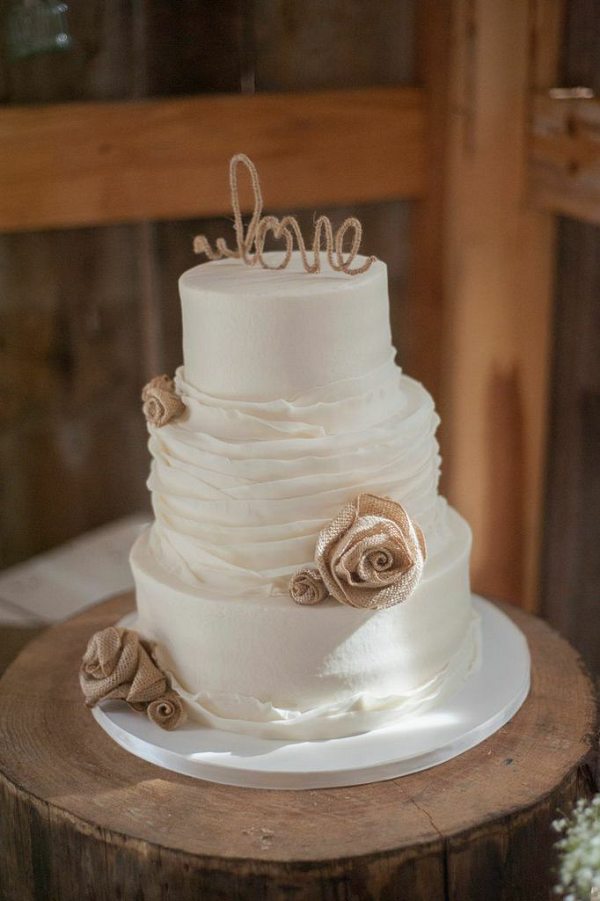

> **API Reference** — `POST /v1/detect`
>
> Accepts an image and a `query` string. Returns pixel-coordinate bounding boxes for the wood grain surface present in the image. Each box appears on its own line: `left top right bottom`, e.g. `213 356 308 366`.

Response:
406 0 453 414
441 0 562 611
0 592 596 901
541 217 600 676
0 87 424 232
539 0 600 678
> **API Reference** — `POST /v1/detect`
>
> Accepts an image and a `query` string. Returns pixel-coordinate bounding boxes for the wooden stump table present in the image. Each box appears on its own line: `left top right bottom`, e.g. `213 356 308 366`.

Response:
0 594 597 901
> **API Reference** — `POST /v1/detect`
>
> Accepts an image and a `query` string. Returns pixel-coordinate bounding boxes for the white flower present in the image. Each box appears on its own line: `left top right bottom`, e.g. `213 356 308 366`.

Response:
553 794 600 900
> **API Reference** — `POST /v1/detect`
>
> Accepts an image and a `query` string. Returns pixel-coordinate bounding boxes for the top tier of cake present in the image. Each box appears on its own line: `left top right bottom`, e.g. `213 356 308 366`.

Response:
179 253 391 399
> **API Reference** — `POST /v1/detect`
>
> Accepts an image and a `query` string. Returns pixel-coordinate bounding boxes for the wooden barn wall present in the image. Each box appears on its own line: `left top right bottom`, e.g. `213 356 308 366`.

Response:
0 1 415 569
541 0 600 673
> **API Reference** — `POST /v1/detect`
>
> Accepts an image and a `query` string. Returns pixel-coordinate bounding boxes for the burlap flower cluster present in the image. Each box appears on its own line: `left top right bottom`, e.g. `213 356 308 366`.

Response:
80 626 186 731
289 494 427 611
142 374 185 427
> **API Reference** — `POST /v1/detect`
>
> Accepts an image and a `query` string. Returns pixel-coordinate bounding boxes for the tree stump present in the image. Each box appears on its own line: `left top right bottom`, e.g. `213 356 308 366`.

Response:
0 594 597 901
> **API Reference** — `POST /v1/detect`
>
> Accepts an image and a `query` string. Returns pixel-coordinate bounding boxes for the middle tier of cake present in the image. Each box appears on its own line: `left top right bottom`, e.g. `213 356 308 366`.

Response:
146 354 449 597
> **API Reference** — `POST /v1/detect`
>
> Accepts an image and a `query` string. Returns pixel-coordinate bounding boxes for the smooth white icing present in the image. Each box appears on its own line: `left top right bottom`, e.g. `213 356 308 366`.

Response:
180 254 391 399
132 251 478 741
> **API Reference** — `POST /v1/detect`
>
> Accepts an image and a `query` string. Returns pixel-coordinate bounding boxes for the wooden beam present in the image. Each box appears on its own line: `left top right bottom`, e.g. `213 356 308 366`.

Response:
529 92 600 224
408 0 452 406
442 0 563 612
0 87 425 232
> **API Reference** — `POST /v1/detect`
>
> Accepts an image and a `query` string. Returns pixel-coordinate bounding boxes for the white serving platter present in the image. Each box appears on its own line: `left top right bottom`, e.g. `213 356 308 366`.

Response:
92 595 530 790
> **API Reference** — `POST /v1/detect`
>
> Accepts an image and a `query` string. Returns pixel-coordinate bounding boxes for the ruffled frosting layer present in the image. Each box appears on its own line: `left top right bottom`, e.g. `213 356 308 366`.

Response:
147 354 446 597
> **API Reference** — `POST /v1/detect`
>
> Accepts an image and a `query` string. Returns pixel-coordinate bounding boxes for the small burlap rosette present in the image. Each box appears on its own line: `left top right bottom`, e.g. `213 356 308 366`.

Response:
141 375 185 427
147 691 186 732
288 568 329 606
80 626 187 730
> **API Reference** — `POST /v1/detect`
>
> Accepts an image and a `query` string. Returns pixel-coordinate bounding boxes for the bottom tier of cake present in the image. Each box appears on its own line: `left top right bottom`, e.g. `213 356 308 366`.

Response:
131 507 480 740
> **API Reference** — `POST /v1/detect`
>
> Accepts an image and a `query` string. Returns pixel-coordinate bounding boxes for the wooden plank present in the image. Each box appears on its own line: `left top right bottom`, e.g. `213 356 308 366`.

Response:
529 93 600 225
138 0 244 97
0 3 152 569
441 0 563 611
541 218 600 675
0 87 425 232
407 0 453 410
539 0 600 678
252 0 414 90
560 0 600 92
0 366 150 569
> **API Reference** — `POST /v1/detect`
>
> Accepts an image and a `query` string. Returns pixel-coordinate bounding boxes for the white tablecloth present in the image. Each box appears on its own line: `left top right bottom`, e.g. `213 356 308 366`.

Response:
0 515 149 626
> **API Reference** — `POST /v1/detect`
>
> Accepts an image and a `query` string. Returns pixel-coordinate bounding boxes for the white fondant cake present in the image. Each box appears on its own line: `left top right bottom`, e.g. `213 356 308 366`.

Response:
131 252 480 740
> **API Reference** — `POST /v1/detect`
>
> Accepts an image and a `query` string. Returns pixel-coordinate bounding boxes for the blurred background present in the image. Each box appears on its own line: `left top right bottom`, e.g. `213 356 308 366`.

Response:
0 1 598 673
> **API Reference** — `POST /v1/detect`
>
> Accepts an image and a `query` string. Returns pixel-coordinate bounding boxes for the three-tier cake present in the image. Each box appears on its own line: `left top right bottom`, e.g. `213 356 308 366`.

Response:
129 249 480 740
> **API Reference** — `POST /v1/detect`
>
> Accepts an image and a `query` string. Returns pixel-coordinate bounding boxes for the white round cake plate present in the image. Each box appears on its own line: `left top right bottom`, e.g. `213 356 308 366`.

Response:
92 596 530 790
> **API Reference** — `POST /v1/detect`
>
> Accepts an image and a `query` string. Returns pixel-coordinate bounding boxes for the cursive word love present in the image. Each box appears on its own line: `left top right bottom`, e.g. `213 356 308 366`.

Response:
193 154 376 277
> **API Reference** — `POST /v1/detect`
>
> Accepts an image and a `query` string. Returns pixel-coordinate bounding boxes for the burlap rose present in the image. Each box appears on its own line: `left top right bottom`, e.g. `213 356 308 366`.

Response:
80 626 167 708
147 691 187 731
314 494 427 610
289 568 328 605
141 374 185 427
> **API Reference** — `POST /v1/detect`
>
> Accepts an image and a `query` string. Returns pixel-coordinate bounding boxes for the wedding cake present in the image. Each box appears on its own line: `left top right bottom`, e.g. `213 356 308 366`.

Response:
81 156 480 742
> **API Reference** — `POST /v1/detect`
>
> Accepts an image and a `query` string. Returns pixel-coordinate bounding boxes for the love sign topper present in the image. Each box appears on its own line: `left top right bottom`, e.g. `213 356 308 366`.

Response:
193 154 377 277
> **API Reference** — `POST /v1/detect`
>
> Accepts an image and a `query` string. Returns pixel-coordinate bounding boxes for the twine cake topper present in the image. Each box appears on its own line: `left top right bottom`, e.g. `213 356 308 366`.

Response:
193 154 377 276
